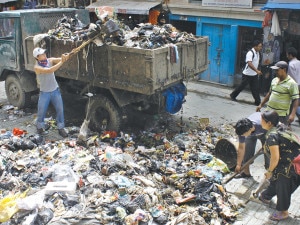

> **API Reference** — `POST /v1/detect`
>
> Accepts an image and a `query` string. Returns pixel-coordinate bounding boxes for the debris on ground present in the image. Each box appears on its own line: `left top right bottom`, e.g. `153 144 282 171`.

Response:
0 104 245 225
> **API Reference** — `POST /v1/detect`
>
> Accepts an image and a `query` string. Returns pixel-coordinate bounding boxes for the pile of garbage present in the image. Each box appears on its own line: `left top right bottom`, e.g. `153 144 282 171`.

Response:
35 14 200 49
0 104 245 225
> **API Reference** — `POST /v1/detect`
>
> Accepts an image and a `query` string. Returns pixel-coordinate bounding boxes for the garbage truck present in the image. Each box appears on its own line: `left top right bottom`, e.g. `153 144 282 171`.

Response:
0 8 208 131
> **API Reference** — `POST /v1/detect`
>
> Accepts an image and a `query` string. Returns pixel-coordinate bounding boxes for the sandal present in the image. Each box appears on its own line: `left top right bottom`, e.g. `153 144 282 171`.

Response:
270 212 289 221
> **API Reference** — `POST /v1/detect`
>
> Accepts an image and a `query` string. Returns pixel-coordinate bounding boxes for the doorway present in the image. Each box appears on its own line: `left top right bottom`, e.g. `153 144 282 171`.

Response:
200 23 231 85
237 26 263 73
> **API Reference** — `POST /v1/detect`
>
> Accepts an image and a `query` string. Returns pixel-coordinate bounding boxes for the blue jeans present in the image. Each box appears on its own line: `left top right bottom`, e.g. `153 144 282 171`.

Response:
37 88 65 129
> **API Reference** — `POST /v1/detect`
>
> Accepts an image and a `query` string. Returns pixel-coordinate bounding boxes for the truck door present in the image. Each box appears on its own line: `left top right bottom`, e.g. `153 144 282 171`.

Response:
0 18 17 70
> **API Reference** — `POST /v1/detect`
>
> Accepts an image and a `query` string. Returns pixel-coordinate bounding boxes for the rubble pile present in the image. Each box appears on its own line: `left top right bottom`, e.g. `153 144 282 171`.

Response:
41 15 200 49
0 105 245 225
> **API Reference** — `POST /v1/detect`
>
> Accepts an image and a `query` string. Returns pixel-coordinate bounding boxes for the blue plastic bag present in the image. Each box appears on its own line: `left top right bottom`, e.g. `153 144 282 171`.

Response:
163 83 186 114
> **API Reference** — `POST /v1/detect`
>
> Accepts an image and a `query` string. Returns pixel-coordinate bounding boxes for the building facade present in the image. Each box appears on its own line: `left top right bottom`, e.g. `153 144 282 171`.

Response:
168 0 266 86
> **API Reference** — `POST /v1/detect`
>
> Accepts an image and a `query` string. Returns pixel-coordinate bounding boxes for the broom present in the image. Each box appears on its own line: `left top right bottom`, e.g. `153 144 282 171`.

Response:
252 177 270 198
243 176 270 204
222 148 264 184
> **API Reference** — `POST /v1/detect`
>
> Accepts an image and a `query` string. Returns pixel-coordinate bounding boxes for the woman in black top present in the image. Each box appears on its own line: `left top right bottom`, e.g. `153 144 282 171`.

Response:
259 110 300 221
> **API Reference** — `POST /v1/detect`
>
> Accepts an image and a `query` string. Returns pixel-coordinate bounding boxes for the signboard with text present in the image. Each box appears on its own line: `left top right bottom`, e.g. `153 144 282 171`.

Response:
202 0 252 8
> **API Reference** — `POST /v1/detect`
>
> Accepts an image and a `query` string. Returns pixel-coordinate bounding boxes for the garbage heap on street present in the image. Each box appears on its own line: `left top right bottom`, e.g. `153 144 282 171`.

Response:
0 15 245 225
0 103 246 225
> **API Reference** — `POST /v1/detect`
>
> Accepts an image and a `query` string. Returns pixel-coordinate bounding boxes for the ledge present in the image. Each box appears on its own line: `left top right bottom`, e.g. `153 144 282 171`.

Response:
167 3 265 21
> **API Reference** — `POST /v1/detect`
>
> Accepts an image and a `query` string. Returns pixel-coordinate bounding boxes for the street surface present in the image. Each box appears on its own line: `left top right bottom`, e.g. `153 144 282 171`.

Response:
0 80 300 224
184 81 300 225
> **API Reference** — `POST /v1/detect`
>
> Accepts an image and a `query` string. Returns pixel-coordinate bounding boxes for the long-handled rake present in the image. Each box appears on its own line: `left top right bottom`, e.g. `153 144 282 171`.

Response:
222 148 264 184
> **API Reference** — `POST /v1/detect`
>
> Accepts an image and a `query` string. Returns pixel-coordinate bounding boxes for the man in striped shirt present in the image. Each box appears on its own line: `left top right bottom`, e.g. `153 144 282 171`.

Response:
256 61 299 125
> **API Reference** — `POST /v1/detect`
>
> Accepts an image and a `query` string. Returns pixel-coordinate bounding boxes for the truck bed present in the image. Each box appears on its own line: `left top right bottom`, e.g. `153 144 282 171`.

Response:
18 8 208 95
26 36 208 95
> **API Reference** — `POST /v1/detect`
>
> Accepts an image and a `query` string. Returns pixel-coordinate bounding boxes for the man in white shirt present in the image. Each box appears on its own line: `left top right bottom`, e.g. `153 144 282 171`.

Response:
287 47 300 123
287 47 300 89
230 40 263 106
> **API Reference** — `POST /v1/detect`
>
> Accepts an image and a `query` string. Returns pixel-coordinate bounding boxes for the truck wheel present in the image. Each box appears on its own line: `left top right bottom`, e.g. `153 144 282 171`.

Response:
87 95 122 132
5 74 31 109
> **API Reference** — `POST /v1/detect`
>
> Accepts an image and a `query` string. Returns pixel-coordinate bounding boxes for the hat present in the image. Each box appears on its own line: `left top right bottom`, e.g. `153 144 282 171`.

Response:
33 47 46 58
270 61 288 70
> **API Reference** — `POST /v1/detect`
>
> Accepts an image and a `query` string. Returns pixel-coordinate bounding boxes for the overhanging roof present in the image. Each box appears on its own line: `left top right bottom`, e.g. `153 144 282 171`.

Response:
0 0 16 3
86 0 161 15
261 2 300 10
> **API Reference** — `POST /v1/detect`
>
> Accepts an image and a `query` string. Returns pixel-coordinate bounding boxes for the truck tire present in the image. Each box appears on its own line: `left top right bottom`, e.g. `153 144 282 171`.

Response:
87 95 122 132
5 74 31 109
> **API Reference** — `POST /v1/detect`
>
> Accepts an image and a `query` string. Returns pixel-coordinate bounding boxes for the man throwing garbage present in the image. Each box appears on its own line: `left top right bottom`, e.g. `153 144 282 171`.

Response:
33 47 70 137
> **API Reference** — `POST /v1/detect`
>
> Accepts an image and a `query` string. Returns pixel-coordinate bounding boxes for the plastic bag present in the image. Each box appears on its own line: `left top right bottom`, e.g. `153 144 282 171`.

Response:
207 157 230 173
194 179 216 203
0 190 28 222
78 119 90 142
162 83 186 114
292 154 300 175
198 165 223 183
17 190 45 210
109 174 134 188
51 164 79 182
12 128 27 136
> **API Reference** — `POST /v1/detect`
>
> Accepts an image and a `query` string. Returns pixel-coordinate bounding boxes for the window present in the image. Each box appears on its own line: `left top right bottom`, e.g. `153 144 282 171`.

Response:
0 18 15 38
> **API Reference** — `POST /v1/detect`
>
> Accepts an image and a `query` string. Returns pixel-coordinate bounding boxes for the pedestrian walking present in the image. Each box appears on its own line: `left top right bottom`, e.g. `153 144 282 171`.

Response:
259 110 300 221
287 47 300 89
287 47 300 123
230 40 263 106
234 112 268 178
33 47 70 137
256 61 299 125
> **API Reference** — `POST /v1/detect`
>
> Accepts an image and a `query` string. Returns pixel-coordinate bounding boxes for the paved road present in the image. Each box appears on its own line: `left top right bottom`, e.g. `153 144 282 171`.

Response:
1 80 300 224
183 81 300 225
0 81 7 104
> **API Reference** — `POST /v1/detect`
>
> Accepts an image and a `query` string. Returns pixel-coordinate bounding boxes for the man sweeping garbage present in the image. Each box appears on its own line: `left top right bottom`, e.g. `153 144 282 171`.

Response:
233 112 269 178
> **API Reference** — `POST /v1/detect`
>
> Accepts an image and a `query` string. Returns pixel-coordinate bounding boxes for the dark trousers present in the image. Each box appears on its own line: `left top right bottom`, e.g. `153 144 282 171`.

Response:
279 115 289 126
290 92 300 120
259 65 273 96
261 171 300 211
244 134 269 169
231 74 261 105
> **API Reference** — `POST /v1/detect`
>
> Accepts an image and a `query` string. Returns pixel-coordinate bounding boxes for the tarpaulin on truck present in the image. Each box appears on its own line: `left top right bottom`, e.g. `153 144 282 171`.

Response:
86 0 161 15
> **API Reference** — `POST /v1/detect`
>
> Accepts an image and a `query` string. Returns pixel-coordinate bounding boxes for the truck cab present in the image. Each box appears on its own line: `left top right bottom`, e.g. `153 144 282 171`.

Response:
0 13 19 72
0 12 29 108
0 8 89 108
